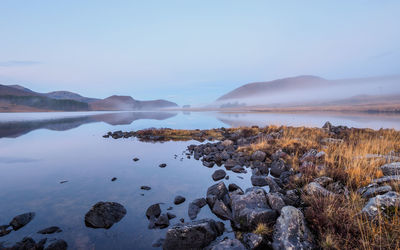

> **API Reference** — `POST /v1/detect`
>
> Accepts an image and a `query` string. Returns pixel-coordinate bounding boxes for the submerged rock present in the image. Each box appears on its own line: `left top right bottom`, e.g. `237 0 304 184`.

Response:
0 225 12 237
272 206 314 250
163 219 224 250
37 226 62 234
188 198 207 220
140 186 151 190
85 202 126 229
9 212 35 230
159 163 167 168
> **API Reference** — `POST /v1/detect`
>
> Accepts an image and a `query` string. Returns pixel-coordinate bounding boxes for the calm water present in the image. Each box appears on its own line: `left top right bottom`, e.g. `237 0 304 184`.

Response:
0 111 399 249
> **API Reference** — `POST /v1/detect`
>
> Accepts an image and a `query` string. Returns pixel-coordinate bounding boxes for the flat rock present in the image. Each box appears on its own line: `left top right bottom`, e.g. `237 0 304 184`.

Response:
272 206 314 250
85 202 126 229
174 195 186 205
362 191 400 219
373 175 400 184
381 162 400 176
37 226 62 234
251 174 268 187
9 212 35 230
212 169 227 181
163 219 224 250
360 185 392 199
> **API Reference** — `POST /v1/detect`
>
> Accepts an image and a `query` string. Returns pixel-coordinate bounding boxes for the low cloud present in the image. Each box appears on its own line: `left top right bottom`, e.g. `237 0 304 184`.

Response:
0 60 42 67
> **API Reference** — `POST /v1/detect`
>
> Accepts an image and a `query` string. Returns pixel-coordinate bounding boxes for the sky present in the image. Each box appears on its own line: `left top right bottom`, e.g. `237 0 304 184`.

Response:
0 1 399 105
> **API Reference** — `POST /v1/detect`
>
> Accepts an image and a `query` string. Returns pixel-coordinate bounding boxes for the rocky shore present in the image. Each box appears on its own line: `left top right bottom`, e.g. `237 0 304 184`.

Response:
104 122 400 249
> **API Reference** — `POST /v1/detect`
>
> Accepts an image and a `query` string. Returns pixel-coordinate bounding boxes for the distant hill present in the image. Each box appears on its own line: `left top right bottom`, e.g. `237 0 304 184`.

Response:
215 75 400 112
90 95 178 111
44 91 99 103
217 75 328 101
0 84 178 112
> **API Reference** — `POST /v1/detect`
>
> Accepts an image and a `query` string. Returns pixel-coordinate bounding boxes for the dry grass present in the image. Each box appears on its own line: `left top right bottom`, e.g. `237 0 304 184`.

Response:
253 223 273 236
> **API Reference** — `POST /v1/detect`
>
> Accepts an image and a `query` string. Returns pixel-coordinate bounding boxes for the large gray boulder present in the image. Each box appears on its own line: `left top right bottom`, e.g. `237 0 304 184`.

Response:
358 184 392 199
362 191 400 219
231 187 278 230
372 175 400 184
381 162 400 176
272 206 314 250
163 219 224 250
85 202 126 229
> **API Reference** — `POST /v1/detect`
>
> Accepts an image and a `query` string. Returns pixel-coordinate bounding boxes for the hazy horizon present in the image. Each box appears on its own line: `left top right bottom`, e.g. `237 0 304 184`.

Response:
1 1 400 105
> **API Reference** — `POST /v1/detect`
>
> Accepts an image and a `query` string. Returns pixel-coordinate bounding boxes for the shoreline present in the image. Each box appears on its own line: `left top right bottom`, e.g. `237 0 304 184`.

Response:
103 123 400 249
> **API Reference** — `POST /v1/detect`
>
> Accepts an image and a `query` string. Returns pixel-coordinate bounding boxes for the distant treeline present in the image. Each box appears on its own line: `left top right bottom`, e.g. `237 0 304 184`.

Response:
0 95 89 111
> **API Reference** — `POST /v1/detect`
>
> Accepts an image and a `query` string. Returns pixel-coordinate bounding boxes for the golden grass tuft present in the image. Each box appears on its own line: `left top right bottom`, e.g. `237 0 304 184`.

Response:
253 223 273 236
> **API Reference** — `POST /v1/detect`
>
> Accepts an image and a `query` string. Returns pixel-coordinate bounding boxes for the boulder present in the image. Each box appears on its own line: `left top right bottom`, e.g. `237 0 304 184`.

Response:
221 140 234 147
303 182 335 197
361 191 400 219
265 176 284 194
326 181 350 197
270 159 289 177
163 219 224 250
228 183 243 193
267 193 286 212
360 185 392 199
300 149 318 163
231 188 278 230
155 214 170 229
272 206 314 250
188 198 207 220
314 176 333 186
251 151 266 162
251 174 268 187
381 162 400 176
224 159 237 170
211 199 232 220
208 238 246 250
174 195 186 205
373 175 400 185
85 202 126 229
146 203 161 219
9 212 35 230
206 182 230 208
232 165 246 173
242 233 264 250
212 170 227 181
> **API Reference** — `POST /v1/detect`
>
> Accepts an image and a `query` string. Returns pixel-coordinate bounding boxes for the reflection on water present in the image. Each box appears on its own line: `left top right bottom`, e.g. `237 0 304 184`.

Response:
0 111 399 249
0 112 177 138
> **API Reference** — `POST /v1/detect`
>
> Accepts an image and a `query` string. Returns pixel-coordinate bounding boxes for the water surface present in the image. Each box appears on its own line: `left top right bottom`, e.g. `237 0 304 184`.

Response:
0 111 399 249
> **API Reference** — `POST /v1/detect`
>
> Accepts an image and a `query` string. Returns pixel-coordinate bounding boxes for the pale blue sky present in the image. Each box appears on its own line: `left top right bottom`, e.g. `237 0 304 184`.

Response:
0 1 399 105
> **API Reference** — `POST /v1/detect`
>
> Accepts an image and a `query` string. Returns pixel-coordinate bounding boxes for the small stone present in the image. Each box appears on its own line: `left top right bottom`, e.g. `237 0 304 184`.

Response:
140 186 151 190
146 204 161 219
133 157 139 161
174 195 186 205
159 163 167 168
212 169 226 181
111 177 117 181
59 180 68 184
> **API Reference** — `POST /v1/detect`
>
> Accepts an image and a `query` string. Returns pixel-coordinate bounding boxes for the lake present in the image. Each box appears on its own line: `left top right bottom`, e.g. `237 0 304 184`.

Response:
0 111 399 249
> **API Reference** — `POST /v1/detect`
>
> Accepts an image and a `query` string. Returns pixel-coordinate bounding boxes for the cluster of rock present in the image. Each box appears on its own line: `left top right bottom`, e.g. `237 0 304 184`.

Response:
0 212 66 249
359 162 400 220
146 203 177 229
